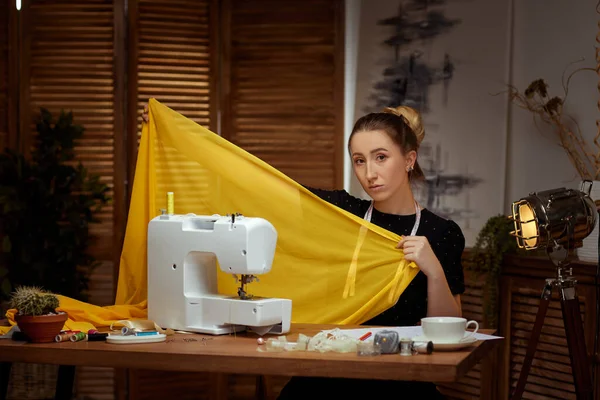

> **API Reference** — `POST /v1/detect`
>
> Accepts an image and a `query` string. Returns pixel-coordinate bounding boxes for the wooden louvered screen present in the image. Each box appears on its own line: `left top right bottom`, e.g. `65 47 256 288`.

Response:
508 285 586 398
25 1 117 399
437 268 488 399
439 255 598 400
221 0 345 190
126 0 216 395
498 255 600 399
127 0 214 205
0 0 10 151
129 0 216 213
135 0 212 127
27 0 116 302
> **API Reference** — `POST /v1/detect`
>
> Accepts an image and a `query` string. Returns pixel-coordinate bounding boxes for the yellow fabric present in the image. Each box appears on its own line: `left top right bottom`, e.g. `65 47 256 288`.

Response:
1 98 420 335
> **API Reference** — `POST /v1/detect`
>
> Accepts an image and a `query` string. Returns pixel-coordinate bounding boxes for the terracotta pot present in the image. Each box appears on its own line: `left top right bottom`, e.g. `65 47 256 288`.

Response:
15 312 68 343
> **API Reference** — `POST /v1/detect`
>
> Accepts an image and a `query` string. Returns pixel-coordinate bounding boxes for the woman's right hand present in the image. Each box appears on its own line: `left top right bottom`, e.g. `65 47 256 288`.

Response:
142 104 149 123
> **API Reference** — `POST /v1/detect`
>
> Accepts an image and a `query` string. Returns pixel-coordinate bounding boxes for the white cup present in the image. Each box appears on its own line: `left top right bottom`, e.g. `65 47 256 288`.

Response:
421 317 479 344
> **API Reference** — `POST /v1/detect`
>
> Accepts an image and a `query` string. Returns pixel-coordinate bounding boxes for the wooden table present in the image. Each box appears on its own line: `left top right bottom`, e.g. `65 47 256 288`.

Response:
0 324 502 400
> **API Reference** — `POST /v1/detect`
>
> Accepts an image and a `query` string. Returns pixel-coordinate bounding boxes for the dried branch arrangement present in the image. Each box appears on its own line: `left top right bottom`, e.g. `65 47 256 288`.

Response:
505 62 598 180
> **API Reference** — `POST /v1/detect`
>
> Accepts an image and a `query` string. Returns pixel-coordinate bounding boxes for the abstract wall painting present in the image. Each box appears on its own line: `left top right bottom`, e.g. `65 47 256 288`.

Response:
353 0 510 245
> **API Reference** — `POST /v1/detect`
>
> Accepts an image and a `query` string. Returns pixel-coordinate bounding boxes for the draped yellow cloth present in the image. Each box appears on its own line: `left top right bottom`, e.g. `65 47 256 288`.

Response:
1 99 419 334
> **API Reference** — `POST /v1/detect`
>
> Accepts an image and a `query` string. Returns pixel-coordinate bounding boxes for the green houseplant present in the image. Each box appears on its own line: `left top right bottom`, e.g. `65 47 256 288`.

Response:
0 108 110 305
10 286 67 342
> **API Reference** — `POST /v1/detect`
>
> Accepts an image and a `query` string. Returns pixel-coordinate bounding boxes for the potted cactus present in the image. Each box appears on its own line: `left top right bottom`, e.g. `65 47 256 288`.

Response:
11 286 67 343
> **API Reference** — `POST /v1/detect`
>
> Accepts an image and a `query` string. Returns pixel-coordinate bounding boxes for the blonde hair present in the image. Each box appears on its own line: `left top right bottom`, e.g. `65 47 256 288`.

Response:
382 106 425 145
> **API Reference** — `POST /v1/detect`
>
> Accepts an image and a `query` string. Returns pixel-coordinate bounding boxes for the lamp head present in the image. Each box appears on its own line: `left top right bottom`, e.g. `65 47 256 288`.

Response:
510 182 597 252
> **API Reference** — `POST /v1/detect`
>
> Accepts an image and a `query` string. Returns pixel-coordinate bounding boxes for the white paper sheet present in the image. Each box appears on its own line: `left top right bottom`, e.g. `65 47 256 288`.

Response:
321 326 503 341
0 325 19 339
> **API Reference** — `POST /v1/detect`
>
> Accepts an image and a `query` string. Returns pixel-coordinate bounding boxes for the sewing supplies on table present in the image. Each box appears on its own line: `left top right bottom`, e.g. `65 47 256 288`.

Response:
134 331 160 336
105 325 166 345
399 338 413 356
166 191 174 214
106 332 167 345
255 328 434 356
68 332 85 342
53 329 110 343
55 331 79 342
146 192 292 336
104 324 168 344
121 327 160 336
374 330 400 354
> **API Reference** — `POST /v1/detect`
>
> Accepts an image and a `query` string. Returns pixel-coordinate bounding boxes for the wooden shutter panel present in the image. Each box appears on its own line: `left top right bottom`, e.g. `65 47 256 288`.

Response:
26 1 117 398
27 0 116 302
437 268 487 399
508 286 585 398
132 0 213 138
222 0 345 190
126 1 217 396
127 0 214 210
497 256 598 399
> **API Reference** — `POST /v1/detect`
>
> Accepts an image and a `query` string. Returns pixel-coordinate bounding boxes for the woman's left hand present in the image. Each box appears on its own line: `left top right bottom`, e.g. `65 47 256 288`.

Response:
396 236 443 278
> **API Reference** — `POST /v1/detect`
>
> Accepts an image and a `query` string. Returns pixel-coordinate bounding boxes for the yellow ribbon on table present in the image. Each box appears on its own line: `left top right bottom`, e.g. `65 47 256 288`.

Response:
1 98 419 335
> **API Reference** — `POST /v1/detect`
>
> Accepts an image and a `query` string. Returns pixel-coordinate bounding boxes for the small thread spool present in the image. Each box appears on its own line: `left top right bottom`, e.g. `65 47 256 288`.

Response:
413 341 434 355
70 332 87 342
399 338 413 356
55 332 75 342
121 327 135 336
88 329 99 335
167 192 174 214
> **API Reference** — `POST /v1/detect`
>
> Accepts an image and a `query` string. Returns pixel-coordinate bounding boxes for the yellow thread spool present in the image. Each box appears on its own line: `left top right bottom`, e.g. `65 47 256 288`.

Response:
167 192 174 214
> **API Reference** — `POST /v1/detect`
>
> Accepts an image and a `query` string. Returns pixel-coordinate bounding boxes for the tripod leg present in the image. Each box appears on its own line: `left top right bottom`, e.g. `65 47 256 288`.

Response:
560 284 593 400
511 281 553 400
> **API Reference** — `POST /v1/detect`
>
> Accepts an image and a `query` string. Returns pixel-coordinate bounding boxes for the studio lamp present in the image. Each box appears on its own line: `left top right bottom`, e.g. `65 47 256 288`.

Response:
509 181 598 400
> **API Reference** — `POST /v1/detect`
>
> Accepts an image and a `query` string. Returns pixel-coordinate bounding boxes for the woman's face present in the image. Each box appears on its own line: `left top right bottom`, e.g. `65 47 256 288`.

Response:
350 129 415 202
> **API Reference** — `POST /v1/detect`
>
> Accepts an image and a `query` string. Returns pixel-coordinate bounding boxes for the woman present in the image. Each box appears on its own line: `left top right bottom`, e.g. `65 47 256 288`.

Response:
142 104 465 398
277 106 465 399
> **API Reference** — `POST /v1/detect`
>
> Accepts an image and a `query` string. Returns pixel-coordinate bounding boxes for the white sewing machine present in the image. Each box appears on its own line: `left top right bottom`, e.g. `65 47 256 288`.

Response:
147 212 292 335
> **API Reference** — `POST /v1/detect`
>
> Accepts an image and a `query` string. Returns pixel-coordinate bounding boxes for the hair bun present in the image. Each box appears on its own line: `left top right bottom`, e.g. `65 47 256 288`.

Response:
383 106 425 145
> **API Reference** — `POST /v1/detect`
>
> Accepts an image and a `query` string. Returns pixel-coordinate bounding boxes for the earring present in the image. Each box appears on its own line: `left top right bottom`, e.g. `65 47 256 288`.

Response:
407 165 413 172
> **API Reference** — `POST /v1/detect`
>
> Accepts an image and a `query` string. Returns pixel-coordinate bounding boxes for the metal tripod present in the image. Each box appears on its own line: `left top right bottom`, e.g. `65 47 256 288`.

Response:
510 259 593 400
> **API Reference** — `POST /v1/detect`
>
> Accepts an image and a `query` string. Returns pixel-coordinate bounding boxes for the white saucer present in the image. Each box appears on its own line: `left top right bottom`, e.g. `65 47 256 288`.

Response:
106 334 167 344
412 335 477 351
